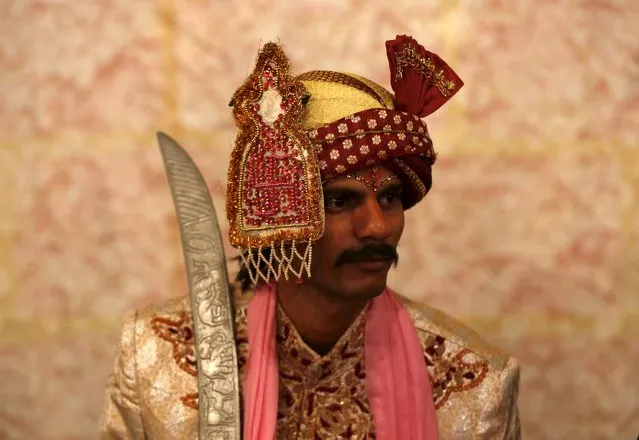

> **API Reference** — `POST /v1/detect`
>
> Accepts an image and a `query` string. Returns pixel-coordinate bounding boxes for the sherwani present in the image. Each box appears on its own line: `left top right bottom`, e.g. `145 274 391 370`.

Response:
100 286 521 439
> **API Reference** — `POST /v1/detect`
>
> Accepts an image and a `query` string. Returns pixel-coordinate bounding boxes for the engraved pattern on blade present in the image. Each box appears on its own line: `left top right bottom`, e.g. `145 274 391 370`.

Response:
157 132 241 440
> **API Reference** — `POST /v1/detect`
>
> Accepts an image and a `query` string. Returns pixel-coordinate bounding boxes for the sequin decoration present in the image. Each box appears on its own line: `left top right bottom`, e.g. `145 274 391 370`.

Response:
393 45 457 97
392 158 429 200
342 166 398 192
227 43 324 283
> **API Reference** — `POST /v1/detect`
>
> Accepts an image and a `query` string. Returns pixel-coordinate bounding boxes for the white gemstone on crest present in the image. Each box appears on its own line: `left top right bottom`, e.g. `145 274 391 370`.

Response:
258 89 284 126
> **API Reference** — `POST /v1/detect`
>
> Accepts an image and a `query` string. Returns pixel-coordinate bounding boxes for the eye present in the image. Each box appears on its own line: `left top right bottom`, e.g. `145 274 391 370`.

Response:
324 196 348 211
379 189 403 208
324 193 354 212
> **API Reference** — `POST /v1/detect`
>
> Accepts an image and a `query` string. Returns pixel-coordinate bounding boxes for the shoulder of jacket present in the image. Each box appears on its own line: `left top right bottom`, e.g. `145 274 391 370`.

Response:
134 295 191 321
130 279 249 324
399 294 510 369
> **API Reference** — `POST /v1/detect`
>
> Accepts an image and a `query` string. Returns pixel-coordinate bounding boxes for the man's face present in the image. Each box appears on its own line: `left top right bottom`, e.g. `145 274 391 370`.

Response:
307 165 405 300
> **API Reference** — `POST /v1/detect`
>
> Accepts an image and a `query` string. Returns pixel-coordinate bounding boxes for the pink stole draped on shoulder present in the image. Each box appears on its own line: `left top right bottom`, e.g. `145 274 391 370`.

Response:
242 283 439 440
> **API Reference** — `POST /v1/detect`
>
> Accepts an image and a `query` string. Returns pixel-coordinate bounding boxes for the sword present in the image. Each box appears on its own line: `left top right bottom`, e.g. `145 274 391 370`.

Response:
157 132 242 440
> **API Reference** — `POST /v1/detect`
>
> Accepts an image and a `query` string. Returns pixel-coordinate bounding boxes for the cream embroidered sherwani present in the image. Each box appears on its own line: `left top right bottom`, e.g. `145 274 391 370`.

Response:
100 286 521 439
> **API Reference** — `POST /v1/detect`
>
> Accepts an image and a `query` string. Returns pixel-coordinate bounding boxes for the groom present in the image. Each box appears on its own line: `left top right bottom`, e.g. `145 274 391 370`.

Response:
100 35 521 439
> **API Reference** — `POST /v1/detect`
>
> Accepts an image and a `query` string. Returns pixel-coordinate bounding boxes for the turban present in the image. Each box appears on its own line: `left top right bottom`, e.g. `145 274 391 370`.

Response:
226 35 462 282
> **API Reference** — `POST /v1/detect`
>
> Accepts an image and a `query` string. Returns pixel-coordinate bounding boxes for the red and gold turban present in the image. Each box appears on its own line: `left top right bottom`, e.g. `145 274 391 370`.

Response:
227 35 462 282
299 35 462 208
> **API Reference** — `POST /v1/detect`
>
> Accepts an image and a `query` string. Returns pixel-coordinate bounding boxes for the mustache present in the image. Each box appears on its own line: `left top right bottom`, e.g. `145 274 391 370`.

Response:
335 243 399 267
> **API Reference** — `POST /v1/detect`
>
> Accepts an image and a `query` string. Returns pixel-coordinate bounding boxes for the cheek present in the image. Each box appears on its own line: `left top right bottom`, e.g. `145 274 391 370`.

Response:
310 239 337 277
393 211 405 240
311 216 352 268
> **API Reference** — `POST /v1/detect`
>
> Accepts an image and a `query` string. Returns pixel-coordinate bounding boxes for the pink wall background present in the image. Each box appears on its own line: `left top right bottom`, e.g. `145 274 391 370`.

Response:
1 1 638 438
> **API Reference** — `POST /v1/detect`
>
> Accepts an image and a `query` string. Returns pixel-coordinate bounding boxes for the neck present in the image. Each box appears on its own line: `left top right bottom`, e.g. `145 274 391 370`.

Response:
275 280 370 356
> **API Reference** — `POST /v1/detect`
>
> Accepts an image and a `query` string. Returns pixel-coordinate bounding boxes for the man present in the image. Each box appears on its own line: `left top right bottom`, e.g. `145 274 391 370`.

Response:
100 35 521 439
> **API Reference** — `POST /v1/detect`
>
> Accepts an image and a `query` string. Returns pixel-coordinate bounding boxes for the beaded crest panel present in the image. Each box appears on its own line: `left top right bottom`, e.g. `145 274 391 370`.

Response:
226 43 324 282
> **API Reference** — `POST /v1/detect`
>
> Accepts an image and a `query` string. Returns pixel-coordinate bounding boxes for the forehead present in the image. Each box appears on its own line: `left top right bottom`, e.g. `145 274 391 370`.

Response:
323 165 400 191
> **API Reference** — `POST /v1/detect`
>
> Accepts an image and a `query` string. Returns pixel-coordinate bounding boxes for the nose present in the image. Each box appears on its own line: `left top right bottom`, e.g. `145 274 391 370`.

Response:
353 198 392 241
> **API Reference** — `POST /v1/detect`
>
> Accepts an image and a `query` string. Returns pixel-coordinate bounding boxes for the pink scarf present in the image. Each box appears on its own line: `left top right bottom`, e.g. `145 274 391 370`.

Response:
242 283 439 439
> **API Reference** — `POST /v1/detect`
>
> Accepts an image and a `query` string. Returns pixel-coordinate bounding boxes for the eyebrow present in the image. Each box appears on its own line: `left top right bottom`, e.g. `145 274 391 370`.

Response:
323 186 367 198
323 181 403 198
377 182 403 195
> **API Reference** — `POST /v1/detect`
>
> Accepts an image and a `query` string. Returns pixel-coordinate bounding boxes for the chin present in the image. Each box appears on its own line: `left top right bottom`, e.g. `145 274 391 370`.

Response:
343 277 388 300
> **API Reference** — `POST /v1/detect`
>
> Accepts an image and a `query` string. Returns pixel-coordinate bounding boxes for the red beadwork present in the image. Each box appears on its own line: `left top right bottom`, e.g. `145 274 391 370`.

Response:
242 104 309 229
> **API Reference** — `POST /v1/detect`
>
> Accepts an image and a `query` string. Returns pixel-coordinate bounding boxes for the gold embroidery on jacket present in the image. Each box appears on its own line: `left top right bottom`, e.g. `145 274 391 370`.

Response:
422 334 489 408
151 303 250 411
151 312 198 377
275 304 375 439
180 393 199 410
150 298 490 422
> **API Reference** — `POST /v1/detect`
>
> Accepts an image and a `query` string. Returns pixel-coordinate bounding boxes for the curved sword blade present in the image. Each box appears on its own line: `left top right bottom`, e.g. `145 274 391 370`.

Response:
157 131 241 440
